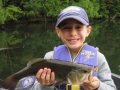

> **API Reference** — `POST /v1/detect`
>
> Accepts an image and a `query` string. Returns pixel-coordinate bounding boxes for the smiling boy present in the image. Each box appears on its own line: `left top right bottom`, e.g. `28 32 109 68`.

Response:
0 6 116 90
56 18 91 53
10 6 117 90
34 6 116 90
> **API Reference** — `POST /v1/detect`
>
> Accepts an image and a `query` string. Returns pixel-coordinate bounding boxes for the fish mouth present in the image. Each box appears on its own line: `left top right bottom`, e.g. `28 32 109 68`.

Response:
67 69 93 84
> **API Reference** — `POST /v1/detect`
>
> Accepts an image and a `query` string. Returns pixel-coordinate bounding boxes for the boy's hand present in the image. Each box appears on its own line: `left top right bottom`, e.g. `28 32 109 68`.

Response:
36 68 55 86
82 77 100 90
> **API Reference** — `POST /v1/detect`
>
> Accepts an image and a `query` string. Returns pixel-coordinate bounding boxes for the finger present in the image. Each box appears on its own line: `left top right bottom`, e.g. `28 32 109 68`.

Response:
41 68 47 79
83 80 92 85
36 68 48 85
92 77 98 81
50 72 55 83
36 69 43 80
45 68 51 84
84 77 99 85
45 69 55 85
83 77 100 90
84 76 97 84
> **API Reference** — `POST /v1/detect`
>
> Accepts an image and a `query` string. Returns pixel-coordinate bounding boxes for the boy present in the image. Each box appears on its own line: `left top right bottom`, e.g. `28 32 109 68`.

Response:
34 6 116 90
12 6 116 90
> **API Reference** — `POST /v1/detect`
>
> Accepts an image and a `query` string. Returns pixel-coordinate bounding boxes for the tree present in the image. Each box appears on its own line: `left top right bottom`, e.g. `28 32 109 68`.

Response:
0 0 22 24
106 0 120 20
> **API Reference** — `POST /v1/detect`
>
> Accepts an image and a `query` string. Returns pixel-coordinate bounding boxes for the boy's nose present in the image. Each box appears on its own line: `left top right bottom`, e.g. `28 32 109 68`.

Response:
70 29 77 36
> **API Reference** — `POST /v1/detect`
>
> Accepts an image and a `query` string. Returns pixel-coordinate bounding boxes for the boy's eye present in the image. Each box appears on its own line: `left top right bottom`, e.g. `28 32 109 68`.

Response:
76 26 81 29
63 27 71 30
76 26 82 30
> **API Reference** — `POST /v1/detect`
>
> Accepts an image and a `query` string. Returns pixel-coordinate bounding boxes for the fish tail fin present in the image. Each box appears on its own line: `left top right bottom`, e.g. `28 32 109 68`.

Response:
0 74 19 89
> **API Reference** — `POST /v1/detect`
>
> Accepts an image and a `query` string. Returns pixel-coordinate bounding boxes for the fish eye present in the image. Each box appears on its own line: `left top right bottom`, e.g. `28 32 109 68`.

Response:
83 70 87 73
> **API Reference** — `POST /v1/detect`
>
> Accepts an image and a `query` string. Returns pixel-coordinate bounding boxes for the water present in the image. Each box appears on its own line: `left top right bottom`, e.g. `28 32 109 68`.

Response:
0 19 120 80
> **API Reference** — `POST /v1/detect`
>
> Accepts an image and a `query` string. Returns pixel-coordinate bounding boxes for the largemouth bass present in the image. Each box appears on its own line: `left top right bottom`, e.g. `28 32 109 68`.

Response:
0 58 94 90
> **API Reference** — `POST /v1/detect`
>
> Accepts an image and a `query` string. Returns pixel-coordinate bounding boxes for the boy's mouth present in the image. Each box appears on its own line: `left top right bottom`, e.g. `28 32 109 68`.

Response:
68 39 79 44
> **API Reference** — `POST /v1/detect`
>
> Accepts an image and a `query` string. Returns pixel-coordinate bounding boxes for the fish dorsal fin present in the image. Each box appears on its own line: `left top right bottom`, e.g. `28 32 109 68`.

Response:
27 58 44 66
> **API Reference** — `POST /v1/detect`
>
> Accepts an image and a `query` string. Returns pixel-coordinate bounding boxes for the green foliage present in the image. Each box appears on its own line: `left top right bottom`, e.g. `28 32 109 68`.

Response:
110 0 120 17
7 30 23 45
106 0 120 19
20 0 102 19
21 0 42 17
73 0 101 18
99 0 109 18
42 0 69 17
0 0 120 24
0 0 6 24
40 0 101 18
0 1 22 24
5 5 23 20
0 31 7 47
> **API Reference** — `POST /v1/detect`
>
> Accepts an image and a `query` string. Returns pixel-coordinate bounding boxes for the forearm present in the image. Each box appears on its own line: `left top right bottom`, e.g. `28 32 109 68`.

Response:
97 52 116 90
97 81 116 90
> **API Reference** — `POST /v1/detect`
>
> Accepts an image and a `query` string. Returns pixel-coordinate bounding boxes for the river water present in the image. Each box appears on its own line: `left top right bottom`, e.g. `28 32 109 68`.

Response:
0 19 120 80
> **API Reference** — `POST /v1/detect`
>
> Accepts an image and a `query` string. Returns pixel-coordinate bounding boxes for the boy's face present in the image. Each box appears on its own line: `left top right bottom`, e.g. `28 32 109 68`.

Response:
56 18 92 52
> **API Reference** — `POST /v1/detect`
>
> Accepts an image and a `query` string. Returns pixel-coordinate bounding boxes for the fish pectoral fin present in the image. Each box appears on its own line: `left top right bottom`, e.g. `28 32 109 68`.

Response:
55 79 67 86
55 81 62 86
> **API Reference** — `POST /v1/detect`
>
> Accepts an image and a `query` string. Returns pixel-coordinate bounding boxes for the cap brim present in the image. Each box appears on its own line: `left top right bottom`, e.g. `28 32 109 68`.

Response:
56 15 89 27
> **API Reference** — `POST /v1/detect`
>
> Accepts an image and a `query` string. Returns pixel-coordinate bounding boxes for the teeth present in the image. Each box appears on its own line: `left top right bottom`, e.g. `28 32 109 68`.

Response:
69 40 77 42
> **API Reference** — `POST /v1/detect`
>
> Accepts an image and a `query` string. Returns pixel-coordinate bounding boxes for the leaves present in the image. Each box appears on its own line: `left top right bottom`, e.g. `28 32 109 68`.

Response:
0 1 22 24
0 0 120 24
5 5 23 20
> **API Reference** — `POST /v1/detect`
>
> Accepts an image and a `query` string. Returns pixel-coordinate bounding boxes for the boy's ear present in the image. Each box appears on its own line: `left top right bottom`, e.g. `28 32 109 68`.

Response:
55 28 61 37
86 26 92 37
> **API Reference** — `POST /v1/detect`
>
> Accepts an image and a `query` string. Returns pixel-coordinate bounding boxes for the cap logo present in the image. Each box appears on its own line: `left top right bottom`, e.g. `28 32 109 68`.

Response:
62 7 80 13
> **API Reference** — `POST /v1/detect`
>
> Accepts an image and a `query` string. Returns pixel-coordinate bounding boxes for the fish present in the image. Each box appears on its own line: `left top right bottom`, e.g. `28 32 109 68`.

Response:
0 58 94 90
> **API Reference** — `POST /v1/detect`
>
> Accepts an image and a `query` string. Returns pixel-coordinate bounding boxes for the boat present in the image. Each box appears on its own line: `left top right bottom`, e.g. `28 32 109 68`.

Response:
112 73 120 90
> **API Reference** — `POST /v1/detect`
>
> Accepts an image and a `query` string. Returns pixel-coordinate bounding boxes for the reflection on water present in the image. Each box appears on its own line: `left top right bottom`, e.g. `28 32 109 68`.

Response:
0 20 120 80
119 65 120 71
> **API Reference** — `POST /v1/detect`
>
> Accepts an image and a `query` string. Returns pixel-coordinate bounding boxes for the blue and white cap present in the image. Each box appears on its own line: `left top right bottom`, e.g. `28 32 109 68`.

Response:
56 6 89 27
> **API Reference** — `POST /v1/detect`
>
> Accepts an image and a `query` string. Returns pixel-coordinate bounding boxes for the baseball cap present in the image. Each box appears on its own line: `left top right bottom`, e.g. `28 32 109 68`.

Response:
56 6 89 27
